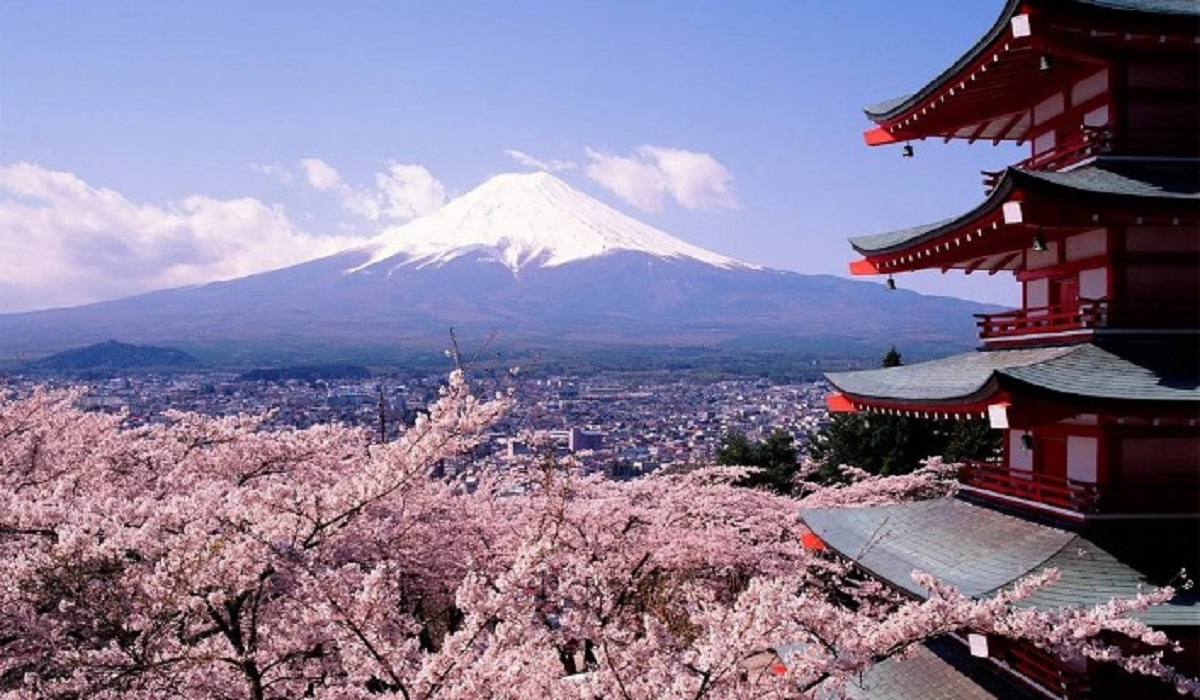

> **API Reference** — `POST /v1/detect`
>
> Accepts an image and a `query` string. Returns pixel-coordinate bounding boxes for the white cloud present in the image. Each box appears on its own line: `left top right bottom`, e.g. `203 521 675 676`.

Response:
504 149 576 173
0 162 365 313
584 147 666 211
298 157 445 223
300 158 345 192
584 145 739 212
376 163 446 220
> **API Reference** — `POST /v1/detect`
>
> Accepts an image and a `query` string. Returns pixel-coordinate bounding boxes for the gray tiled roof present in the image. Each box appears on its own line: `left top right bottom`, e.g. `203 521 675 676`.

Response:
865 0 1200 120
850 161 1200 255
802 498 1200 626
826 341 1200 405
1014 163 1200 200
1001 341 1200 403
849 217 965 256
842 638 1033 700
804 500 1073 598
826 347 1072 403
841 647 996 700
1082 0 1200 14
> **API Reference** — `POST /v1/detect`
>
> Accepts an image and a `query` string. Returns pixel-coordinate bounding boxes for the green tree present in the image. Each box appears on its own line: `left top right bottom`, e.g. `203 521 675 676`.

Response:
808 348 999 483
716 428 798 495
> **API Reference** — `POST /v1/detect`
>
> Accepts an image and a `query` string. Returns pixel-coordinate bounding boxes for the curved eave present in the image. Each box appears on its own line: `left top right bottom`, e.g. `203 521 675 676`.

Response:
849 177 1014 276
848 162 1200 276
827 341 1200 420
826 392 999 420
863 0 1200 146
864 0 1030 145
825 347 1077 415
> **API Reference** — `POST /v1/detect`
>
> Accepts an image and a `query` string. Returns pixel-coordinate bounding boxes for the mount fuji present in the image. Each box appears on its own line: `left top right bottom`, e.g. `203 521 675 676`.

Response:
0 172 994 365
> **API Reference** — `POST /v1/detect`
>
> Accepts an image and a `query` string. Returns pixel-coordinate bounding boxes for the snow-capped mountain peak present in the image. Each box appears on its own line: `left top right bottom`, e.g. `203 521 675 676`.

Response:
353 171 755 274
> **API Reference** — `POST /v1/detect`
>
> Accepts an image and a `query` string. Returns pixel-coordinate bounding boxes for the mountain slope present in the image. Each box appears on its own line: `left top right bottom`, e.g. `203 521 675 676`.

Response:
355 171 751 273
0 173 997 364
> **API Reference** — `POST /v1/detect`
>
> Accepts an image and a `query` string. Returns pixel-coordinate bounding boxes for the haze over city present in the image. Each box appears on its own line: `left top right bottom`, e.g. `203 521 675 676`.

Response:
0 0 1025 314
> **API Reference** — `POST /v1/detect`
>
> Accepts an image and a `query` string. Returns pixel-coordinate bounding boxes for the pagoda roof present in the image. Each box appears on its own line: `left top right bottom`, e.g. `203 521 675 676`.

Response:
863 0 1200 145
842 638 1031 700
827 347 1069 406
826 339 1200 410
802 497 1200 626
850 159 1200 257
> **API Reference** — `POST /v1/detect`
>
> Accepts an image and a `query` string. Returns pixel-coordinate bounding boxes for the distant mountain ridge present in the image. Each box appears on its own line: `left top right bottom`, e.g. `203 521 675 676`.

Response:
25 340 198 370
0 173 998 365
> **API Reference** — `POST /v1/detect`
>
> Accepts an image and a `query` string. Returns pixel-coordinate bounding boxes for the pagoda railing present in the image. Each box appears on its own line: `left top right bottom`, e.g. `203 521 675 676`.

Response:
983 125 1111 192
1003 642 1092 699
976 299 1199 344
960 460 1100 514
960 461 1199 516
975 300 1106 342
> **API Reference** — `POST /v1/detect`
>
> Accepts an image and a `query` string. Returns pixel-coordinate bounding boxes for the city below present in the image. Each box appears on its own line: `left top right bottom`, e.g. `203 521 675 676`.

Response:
4 367 831 479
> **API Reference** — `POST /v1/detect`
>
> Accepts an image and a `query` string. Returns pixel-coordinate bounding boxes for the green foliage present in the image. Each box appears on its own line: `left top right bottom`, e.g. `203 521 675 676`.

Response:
716 429 799 495
808 347 1000 483
808 415 997 483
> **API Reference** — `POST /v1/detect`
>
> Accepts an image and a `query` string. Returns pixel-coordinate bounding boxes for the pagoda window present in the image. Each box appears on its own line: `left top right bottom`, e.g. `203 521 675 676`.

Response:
1025 277 1050 308
1066 435 1099 484
1082 104 1109 130
1007 431 1034 472
1033 92 1066 127
1071 70 1108 108
1078 267 1106 301
1032 129 1056 158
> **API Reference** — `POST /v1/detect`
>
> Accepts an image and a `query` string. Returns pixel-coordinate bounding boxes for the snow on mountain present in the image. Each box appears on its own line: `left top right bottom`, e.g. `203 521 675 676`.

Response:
352 171 756 274
0 170 996 363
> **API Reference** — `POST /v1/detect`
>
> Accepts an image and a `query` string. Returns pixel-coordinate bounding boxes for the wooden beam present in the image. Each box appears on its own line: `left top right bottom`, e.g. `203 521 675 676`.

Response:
964 257 989 275
992 111 1026 144
864 126 899 146
988 251 1021 275
826 393 858 413
849 259 880 275
965 120 991 144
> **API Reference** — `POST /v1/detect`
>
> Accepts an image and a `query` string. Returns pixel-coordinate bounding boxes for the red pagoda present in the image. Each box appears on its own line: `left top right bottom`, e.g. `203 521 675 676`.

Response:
806 1 1200 697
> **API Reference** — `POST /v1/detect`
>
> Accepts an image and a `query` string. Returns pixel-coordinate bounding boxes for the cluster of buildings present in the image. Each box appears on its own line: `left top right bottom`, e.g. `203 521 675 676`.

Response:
484 374 830 475
4 369 831 476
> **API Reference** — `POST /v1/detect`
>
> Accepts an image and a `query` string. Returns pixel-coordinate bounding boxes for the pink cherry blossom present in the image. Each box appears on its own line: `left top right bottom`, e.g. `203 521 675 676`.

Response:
1 377 1194 698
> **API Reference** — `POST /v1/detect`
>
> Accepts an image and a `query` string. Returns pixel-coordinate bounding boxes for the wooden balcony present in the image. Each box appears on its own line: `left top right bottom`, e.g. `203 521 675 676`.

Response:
982 126 1110 192
975 299 1198 346
975 301 1105 345
960 461 1100 515
960 461 1199 517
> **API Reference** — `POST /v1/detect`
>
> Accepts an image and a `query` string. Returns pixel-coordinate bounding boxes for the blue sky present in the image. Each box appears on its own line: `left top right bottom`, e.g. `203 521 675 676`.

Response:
0 1 1025 312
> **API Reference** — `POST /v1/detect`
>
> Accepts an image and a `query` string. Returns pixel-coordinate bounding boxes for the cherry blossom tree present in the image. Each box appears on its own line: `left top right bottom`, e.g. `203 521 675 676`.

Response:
1 375 1196 698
